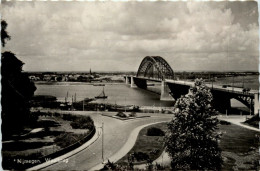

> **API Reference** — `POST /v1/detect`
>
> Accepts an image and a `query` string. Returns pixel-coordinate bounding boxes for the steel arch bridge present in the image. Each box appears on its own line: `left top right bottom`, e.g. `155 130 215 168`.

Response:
136 56 174 80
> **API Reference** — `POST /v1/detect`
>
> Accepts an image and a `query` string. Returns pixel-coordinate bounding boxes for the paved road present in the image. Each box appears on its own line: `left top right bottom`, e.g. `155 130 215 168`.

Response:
42 111 173 170
218 115 260 132
165 79 258 94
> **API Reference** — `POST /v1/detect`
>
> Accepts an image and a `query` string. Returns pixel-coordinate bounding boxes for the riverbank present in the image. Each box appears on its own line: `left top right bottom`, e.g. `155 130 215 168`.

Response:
35 81 125 85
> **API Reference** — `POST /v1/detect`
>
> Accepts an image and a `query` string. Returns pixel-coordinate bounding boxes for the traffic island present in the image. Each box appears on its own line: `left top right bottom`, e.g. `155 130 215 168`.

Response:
102 111 150 120
116 122 167 166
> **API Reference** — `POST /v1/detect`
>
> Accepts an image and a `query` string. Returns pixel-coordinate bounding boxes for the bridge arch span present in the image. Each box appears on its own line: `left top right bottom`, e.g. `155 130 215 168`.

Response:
136 56 174 80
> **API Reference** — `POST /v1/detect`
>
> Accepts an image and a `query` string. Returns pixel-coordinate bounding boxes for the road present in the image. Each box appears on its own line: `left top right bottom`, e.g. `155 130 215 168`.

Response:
41 111 173 170
165 79 258 95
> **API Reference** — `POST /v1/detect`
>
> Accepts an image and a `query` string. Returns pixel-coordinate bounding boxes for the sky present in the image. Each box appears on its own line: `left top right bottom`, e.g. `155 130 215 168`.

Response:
2 1 259 72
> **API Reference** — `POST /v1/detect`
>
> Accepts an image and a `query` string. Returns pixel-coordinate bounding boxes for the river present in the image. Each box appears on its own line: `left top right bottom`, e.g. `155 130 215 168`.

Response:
34 75 259 108
35 82 173 107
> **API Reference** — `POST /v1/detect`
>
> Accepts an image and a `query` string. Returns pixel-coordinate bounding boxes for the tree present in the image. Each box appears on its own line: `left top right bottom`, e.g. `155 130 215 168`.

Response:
1 20 11 47
165 78 222 170
1 20 36 139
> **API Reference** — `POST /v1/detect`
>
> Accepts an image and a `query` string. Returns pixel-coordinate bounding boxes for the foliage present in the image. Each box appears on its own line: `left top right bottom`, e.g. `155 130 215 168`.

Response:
134 152 149 161
147 127 165 136
70 116 94 129
219 120 231 125
129 112 137 117
62 114 78 121
54 132 87 148
1 20 11 47
165 78 222 170
244 114 259 128
101 159 169 171
116 112 127 118
1 20 37 138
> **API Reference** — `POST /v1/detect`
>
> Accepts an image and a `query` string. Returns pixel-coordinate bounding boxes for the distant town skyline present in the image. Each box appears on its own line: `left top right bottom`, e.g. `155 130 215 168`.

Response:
2 1 259 72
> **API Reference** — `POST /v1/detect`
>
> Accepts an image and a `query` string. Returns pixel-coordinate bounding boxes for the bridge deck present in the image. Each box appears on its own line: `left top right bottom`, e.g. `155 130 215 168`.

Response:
165 79 258 96
127 76 258 96
133 76 162 82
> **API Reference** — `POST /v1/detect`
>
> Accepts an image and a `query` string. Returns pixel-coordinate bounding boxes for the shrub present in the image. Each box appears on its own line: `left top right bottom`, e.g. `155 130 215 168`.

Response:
129 112 136 117
62 114 77 121
244 114 259 128
116 112 127 118
134 152 149 161
219 120 231 125
149 149 160 156
147 127 165 136
70 116 94 129
54 132 87 148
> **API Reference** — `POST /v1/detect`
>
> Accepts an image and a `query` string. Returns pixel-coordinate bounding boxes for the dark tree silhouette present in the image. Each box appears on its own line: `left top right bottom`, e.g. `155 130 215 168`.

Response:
1 20 11 47
165 79 222 170
1 20 36 139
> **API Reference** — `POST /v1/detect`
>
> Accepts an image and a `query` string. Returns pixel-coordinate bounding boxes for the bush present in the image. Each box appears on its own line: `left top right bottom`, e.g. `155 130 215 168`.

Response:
219 120 231 125
116 112 127 118
62 114 77 121
134 152 149 161
244 114 259 128
129 112 136 117
54 132 87 148
147 127 165 136
70 116 94 129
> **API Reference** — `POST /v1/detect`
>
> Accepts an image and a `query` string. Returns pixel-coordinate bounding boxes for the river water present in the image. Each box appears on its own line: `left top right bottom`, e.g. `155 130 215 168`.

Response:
35 83 173 107
34 75 259 107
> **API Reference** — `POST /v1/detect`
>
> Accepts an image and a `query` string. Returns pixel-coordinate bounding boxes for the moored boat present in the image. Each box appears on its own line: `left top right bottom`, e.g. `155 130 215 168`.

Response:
95 87 108 99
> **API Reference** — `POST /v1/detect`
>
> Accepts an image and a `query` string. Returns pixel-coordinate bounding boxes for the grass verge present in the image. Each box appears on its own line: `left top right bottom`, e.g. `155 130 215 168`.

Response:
117 122 260 170
116 122 167 165
219 123 260 170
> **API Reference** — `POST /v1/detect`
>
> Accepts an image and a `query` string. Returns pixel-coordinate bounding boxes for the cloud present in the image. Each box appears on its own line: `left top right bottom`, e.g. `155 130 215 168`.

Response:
2 1 258 71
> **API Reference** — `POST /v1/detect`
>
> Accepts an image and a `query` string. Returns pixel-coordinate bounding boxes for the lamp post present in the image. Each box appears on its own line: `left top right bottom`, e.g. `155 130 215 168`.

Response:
102 122 104 162
232 75 234 92
211 76 213 89
249 100 252 116
161 152 164 167
83 100 84 111
242 75 244 88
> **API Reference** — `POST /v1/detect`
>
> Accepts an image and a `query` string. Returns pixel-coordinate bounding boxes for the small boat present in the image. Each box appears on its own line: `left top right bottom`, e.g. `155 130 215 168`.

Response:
84 98 94 103
95 87 108 99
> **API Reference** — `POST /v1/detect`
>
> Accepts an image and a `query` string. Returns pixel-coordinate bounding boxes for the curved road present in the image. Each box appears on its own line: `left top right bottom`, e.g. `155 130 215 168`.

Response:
41 111 173 170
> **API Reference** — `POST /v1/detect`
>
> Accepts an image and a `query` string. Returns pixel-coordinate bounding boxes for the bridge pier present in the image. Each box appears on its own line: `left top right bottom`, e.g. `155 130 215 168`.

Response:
125 76 129 84
130 76 136 88
160 81 174 101
254 93 259 114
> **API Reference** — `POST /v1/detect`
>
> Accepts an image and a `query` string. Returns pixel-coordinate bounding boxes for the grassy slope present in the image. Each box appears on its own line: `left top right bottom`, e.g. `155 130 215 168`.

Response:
117 122 260 170
2 114 92 170
219 124 260 170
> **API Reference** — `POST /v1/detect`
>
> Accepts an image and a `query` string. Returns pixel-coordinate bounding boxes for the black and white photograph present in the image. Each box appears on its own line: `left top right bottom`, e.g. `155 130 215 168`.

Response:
1 1 260 170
